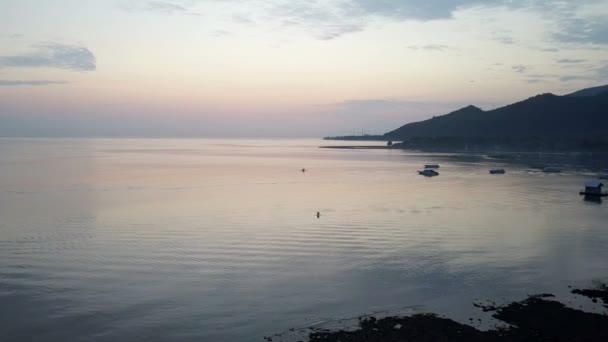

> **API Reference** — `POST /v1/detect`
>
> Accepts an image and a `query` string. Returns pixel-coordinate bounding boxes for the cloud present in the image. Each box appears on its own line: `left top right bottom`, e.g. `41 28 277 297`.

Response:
314 24 363 40
348 0 505 21
493 35 515 45
268 0 513 40
559 62 608 83
123 0 540 41
407 44 456 51
0 33 23 40
527 73 558 79
145 1 188 13
119 0 607 45
0 42 96 71
210 29 232 37
560 75 595 82
124 0 202 15
512 65 527 73
557 58 587 64
0 80 68 86
265 1 365 40
596 64 608 79
524 73 559 84
552 18 608 45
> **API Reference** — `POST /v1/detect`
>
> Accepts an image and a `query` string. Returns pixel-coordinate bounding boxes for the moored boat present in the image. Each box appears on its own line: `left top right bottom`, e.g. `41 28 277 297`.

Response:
418 169 439 177
489 169 506 174
579 180 608 196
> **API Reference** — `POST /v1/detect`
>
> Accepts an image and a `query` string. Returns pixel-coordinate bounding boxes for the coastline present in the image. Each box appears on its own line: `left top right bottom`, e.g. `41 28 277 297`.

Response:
267 283 608 342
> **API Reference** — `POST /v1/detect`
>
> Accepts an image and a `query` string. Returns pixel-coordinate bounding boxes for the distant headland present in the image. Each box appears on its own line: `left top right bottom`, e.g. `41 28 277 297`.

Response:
324 85 608 152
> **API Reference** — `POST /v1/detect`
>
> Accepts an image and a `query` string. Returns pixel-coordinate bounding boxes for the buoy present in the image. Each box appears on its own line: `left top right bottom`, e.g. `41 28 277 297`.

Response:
316 211 320 218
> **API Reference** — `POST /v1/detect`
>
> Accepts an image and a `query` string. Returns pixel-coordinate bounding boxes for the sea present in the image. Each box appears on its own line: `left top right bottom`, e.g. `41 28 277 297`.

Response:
1 138 607 341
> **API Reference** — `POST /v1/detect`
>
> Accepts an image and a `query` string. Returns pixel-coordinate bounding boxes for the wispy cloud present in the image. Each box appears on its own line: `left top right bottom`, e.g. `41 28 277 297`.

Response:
347 0 506 21
265 1 364 40
525 73 559 84
598 64 608 79
407 44 456 52
559 63 608 82
0 80 68 86
145 1 188 13
0 33 23 40
0 42 96 71
124 0 202 16
552 18 608 45
560 75 595 82
557 58 587 64
512 65 527 73
527 73 558 79
493 35 515 45
119 0 608 46
210 29 232 38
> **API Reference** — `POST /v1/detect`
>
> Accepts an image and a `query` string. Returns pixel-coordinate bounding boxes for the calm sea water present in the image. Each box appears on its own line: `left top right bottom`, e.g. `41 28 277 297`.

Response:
1 138 607 341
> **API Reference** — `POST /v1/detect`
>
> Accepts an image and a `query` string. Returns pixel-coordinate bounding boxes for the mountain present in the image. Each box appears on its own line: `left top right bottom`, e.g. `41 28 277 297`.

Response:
383 86 608 142
565 84 608 97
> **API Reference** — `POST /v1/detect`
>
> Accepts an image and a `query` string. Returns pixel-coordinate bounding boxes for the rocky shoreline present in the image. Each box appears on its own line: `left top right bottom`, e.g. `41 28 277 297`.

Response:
266 283 608 341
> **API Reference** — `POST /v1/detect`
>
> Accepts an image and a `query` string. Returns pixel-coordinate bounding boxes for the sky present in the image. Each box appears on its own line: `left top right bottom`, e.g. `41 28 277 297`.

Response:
1 0 607 137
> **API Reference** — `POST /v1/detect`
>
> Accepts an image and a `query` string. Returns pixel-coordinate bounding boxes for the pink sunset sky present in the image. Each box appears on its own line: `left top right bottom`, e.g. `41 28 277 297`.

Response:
1 0 607 137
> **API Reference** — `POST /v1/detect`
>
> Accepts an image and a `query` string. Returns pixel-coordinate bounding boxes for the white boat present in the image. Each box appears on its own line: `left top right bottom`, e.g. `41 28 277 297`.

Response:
418 169 439 177
542 167 561 173
424 164 440 169
489 169 506 174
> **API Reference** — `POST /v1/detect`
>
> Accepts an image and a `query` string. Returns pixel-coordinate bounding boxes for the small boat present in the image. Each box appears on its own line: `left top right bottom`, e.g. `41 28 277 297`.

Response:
542 167 561 173
579 180 608 197
418 169 439 177
489 169 506 174
599 174 608 180
424 164 440 169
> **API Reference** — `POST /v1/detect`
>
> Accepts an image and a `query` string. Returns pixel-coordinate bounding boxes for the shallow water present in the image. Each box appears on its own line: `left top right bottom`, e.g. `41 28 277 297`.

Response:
1 138 607 341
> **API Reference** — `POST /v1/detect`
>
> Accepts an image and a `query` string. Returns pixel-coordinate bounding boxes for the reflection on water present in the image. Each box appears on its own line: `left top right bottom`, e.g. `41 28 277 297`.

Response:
583 195 603 204
1 138 607 341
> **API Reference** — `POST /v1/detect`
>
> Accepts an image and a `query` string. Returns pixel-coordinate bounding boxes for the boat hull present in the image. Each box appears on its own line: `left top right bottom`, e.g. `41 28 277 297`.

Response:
418 170 439 177
579 192 608 197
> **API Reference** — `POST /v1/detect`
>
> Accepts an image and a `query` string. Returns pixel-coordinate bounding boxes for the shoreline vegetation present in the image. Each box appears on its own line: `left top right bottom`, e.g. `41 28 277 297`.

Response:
266 283 608 342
